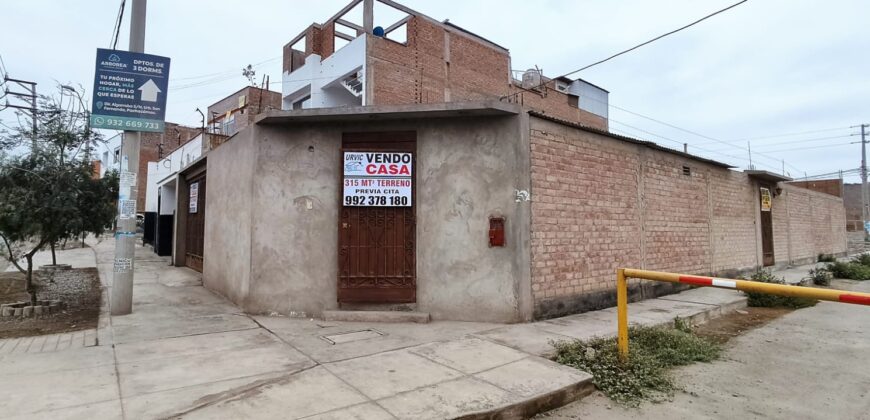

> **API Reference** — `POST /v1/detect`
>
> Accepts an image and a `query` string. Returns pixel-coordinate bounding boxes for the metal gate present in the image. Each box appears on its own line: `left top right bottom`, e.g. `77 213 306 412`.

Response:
185 174 206 272
338 131 416 303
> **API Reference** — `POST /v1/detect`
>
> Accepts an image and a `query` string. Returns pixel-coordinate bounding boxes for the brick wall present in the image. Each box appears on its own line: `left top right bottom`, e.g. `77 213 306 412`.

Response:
208 87 282 137
788 179 842 197
366 17 605 128
529 116 847 319
137 123 200 210
843 183 862 231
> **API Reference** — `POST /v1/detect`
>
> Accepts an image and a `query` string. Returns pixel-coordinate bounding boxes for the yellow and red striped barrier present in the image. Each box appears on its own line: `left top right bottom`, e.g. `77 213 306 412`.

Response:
616 268 870 361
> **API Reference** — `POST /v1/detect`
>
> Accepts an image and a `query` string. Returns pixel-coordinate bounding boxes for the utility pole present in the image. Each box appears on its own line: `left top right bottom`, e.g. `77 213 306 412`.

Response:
3 76 38 148
861 123 869 240
111 0 146 316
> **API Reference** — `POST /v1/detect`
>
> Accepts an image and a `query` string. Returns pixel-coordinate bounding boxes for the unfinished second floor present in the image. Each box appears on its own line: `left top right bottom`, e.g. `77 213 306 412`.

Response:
281 0 609 130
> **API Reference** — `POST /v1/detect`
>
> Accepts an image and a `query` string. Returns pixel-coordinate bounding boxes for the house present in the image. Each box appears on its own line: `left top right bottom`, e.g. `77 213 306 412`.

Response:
193 101 846 322
165 1 847 323
207 86 281 144
281 0 608 129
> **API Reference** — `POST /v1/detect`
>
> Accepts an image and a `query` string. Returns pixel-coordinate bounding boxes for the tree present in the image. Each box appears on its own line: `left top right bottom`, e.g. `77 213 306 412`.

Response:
0 88 117 305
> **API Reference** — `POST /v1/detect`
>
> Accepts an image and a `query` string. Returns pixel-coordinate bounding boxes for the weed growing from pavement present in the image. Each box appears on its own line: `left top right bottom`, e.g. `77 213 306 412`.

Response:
807 267 832 286
825 254 870 280
553 320 721 407
743 270 818 308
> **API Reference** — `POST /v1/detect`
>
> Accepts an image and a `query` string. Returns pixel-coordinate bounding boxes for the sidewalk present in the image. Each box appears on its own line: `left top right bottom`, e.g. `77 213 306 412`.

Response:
0 239 818 419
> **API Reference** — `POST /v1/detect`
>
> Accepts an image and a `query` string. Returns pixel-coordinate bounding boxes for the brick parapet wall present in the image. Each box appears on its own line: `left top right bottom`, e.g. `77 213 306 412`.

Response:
529 116 848 319
367 17 605 129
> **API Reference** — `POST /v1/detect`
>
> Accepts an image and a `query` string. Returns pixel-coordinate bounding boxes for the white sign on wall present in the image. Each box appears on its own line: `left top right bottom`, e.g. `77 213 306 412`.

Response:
343 152 412 207
189 182 199 213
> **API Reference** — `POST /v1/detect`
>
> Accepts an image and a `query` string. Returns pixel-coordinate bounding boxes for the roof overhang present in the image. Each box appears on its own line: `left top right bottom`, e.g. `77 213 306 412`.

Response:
255 101 521 125
745 170 793 183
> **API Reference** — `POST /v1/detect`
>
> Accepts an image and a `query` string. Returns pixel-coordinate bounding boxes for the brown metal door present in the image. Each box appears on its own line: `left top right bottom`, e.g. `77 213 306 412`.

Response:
185 174 206 272
338 132 416 303
760 187 775 267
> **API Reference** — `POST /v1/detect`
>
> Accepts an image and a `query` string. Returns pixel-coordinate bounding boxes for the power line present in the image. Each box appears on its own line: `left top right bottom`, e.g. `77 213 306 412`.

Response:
500 0 750 100
707 134 855 151
756 141 858 154
561 0 749 79
701 126 852 145
110 0 126 50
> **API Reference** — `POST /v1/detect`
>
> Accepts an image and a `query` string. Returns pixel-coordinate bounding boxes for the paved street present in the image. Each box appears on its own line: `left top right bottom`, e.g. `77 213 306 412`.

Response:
0 238 762 419
541 279 870 419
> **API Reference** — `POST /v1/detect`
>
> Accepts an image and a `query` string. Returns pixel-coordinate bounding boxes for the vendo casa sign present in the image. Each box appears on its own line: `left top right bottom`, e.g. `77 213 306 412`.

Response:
343 152 412 207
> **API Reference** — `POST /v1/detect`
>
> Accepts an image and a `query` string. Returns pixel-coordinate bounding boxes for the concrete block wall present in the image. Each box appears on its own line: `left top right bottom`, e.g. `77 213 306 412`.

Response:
528 116 848 319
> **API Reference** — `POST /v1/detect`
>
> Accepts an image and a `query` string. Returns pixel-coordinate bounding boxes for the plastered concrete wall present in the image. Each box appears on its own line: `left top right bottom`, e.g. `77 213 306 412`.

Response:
202 128 256 305
247 124 342 317
233 114 529 322
529 116 847 319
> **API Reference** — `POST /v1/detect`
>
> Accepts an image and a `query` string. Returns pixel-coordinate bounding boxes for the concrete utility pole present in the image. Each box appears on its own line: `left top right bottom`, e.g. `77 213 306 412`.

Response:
861 123 869 240
111 0 146 315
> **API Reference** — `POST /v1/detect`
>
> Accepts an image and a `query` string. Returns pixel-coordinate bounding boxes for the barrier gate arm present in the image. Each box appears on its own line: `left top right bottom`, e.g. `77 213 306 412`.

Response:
616 268 870 361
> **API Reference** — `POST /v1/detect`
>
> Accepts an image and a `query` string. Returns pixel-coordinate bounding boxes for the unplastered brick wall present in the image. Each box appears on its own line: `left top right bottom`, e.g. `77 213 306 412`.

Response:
529 116 847 319
709 170 757 274
508 86 608 131
773 185 847 265
368 17 511 105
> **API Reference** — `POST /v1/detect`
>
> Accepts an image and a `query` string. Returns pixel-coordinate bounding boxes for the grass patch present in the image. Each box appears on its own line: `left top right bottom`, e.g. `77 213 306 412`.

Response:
743 270 818 309
553 320 721 407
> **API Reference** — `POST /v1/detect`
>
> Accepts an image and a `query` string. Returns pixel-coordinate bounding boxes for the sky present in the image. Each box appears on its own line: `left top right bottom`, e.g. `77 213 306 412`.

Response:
1 0 868 181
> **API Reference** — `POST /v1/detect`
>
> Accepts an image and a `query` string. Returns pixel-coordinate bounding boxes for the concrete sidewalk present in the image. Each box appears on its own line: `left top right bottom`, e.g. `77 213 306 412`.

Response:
0 239 813 419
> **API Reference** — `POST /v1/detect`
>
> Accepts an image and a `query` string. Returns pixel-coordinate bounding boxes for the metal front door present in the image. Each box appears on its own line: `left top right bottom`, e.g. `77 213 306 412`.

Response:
185 174 206 272
338 132 416 303
760 187 775 267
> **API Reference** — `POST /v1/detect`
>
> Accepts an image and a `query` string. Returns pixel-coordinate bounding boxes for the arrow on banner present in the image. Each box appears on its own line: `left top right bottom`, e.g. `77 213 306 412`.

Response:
138 79 161 102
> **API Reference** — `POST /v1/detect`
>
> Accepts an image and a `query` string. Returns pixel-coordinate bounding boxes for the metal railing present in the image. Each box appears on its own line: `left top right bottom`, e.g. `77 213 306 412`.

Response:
616 268 870 361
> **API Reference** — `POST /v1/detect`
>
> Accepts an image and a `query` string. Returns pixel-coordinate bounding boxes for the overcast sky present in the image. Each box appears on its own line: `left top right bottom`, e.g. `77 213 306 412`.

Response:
2 0 868 180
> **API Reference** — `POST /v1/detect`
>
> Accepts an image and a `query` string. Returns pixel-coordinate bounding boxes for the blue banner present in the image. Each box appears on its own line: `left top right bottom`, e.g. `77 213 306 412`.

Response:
91 48 170 133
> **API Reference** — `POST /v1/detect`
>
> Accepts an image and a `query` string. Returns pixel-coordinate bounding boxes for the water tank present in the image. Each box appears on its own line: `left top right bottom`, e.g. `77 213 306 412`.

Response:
521 69 542 89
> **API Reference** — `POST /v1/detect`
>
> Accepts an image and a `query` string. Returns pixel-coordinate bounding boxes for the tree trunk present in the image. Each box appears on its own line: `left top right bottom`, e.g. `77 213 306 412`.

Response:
25 254 36 306
50 242 56 265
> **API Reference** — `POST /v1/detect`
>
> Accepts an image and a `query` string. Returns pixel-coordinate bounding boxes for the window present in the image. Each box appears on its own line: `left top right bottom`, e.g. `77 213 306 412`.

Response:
682 166 691 176
292 95 311 110
222 113 236 135
113 147 120 163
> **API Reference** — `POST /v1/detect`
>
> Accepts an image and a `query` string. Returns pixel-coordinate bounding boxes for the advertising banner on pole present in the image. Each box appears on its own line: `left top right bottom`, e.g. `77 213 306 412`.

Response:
90 48 170 132
343 152 412 207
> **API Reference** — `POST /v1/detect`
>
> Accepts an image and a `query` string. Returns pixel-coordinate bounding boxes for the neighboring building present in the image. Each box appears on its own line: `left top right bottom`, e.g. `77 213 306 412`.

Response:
95 133 123 178
182 101 847 323
281 0 608 129
145 134 204 256
842 183 863 232
208 86 282 140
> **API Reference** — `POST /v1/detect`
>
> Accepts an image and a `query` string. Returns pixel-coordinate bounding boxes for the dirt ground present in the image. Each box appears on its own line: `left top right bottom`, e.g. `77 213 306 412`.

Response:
540 280 870 419
0 267 101 339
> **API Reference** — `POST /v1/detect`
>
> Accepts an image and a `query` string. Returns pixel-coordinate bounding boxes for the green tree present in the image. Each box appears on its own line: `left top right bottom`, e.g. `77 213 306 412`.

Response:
0 88 117 305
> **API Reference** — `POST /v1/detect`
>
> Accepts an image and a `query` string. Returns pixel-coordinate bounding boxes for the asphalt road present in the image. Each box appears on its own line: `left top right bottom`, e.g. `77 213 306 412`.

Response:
540 280 870 420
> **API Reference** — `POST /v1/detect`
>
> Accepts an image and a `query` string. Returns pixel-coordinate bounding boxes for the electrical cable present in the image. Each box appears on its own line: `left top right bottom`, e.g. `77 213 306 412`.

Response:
110 0 126 50
501 0 750 100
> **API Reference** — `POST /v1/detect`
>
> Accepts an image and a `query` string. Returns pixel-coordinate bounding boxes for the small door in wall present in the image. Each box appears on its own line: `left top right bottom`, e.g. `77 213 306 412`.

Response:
759 187 775 267
185 174 206 272
338 131 416 303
